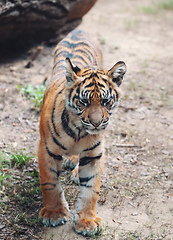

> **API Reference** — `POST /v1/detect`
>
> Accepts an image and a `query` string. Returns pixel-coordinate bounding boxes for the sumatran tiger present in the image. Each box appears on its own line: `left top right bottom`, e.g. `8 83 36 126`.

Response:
38 29 126 236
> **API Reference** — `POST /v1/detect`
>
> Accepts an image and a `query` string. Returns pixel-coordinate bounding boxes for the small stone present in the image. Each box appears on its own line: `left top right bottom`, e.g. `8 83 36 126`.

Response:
131 212 138 216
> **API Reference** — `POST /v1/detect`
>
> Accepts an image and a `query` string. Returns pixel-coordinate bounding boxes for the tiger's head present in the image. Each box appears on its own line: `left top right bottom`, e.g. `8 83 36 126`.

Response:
64 58 126 135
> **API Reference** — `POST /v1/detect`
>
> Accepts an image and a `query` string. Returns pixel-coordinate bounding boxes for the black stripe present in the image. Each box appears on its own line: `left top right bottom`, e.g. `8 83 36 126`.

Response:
78 131 88 141
49 168 61 177
51 89 64 137
61 41 91 52
68 88 74 102
51 133 67 151
82 73 99 82
45 188 55 191
59 190 63 195
79 175 95 183
114 89 119 101
76 49 93 64
45 142 63 161
98 82 105 88
79 153 102 166
47 121 67 151
76 111 83 116
61 108 76 141
53 59 65 70
109 86 112 95
102 78 108 84
68 85 81 107
73 54 89 67
72 121 81 134
41 182 56 187
82 69 92 75
97 70 105 74
71 121 88 141
83 141 101 152
85 81 95 88
72 61 87 68
80 183 92 188
93 190 100 195
60 41 97 67
72 93 80 103
55 50 72 59
55 49 92 67
90 72 99 79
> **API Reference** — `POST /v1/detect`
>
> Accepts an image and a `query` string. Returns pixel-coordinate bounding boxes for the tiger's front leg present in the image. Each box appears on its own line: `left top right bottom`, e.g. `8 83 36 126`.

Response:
38 140 68 227
74 151 105 236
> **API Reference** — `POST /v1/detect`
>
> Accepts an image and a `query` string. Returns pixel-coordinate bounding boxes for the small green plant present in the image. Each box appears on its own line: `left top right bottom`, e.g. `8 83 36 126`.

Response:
0 149 42 239
0 151 11 168
99 36 108 45
47 233 55 240
0 150 34 169
0 152 11 185
125 18 140 30
11 151 34 168
158 0 173 10
142 0 173 14
0 172 8 186
18 84 46 111
142 6 159 14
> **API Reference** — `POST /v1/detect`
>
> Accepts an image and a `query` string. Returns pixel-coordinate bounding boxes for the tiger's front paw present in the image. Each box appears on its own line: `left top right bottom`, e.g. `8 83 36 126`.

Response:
39 207 68 227
70 164 79 184
74 215 103 236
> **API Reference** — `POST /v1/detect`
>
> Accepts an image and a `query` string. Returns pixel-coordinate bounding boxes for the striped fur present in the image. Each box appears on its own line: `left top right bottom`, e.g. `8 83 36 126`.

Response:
38 29 126 236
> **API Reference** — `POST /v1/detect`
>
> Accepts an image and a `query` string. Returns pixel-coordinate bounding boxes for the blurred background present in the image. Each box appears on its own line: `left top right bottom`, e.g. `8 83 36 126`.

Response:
0 0 173 239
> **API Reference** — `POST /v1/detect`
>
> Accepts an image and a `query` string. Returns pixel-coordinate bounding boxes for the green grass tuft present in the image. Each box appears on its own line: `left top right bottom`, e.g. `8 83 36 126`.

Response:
0 152 11 168
142 0 173 14
11 151 34 168
159 0 173 10
0 149 42 239
18 84 46 111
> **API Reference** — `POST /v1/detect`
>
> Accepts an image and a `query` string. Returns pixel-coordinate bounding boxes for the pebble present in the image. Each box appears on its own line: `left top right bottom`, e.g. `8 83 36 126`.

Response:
131 212 138 216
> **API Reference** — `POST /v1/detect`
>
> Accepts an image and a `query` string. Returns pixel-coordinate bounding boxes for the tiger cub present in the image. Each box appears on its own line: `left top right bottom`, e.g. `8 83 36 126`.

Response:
38 29 126 236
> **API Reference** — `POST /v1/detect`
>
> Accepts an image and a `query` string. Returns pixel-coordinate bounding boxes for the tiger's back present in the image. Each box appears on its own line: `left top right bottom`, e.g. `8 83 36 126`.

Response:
42 30 103 109
38 29 126 236
49 29 102 86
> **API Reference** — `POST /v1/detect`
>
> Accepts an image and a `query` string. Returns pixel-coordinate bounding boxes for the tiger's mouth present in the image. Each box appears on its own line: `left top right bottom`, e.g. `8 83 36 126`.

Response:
81 120 109 135
85 128 105 135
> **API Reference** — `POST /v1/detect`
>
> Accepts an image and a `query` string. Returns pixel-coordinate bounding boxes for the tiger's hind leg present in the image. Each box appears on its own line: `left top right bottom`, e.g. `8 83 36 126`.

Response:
38 140 68 227
73 152 105 236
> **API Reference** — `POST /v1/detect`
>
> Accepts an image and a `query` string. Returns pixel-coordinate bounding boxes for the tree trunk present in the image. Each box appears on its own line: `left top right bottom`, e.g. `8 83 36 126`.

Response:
0 0 97 48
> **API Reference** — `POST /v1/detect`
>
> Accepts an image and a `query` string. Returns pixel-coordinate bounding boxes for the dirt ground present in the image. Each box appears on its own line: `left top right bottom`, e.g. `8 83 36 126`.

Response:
0 0 173 239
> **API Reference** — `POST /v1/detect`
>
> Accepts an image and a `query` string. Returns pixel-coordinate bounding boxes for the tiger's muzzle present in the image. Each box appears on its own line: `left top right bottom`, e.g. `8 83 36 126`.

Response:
81 105 109 134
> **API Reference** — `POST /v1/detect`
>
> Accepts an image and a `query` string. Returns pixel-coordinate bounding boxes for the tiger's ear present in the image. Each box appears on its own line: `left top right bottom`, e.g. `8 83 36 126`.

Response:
108 61 126 87
64 58 81 86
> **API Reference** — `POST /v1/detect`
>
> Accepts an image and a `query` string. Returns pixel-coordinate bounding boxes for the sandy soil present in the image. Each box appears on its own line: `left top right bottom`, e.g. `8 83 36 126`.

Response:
0 0 173 239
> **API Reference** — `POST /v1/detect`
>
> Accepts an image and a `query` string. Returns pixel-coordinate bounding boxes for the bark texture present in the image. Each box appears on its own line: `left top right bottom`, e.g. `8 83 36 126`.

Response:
0 0 97 47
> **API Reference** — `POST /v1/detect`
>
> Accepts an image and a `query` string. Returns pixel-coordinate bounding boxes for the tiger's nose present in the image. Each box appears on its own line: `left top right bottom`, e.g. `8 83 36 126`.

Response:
90 119 102 127
89 105 103 127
